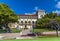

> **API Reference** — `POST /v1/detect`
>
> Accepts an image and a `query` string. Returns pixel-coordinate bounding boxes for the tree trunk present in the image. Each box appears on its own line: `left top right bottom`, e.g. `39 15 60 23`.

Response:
5 23 11 33
56 27 58 37
0 23 2 30
56 30 58 37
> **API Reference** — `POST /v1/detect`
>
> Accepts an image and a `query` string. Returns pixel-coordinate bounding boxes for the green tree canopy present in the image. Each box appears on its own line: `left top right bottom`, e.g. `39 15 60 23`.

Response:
0 4 18 33
36 13 60 29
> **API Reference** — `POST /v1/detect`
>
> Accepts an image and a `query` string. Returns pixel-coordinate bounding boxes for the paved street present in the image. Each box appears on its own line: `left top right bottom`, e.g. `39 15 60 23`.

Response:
0 31 60 39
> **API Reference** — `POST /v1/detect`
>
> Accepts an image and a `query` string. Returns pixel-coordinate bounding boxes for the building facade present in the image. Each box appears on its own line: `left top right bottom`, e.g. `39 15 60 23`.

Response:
10 10 45 30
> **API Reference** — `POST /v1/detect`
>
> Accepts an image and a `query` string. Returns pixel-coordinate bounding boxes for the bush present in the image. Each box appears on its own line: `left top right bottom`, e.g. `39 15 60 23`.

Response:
0 29 6 33
11 28 20 33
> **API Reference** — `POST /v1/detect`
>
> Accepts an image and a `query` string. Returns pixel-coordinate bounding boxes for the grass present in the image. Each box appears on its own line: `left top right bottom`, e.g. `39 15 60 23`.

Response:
0 28 20 33
34 29 55 33
0 28 55 33
0 29 59 41
0 37 60 41
0 30 6 33
0 28 52 33
0 35 60 41
11 28 20 33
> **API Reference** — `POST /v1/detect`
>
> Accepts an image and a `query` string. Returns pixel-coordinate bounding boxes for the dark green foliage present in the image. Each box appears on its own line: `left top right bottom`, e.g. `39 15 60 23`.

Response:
0 4 18 33
36 13 60 29
0 28 20 33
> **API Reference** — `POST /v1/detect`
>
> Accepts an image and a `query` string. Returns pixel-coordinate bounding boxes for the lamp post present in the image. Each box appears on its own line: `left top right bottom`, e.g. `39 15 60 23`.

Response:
32 21 34 33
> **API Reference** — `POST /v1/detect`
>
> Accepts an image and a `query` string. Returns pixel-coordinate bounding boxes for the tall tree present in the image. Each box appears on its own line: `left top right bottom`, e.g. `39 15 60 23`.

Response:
36 13 59 29
36 13 60 37
0 4 18 33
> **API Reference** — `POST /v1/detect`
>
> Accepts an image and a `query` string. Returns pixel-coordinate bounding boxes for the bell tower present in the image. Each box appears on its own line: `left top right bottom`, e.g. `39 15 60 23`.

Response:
36 10 45 19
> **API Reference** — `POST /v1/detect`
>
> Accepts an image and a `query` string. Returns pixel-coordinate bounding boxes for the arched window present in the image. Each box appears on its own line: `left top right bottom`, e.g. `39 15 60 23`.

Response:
35 21 37 24
25 25 27 27
32 21 34 24
25 21 27 23
28 21 31 23
41 15 43 17
21 21 23 24
17 21 19 23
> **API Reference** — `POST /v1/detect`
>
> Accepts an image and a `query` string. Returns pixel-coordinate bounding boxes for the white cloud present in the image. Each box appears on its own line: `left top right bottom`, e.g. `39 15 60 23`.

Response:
54 0 57 2
25 12 36 15
52 10 60 13
56 1 60 8
34 6 38 11
25 13 31 15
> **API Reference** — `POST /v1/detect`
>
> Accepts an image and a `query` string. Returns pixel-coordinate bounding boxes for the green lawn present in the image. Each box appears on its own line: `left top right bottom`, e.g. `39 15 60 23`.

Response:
0 28 20 33
0 28 54 33
0 37 60 41
10 28 20 33
34 29 55 33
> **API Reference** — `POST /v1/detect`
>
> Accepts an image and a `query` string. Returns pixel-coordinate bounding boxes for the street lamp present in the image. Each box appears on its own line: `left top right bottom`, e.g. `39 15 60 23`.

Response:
32 21 34 33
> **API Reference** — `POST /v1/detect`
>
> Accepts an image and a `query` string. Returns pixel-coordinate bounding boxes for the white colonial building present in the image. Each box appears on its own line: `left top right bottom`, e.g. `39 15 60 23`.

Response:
10 10 45 30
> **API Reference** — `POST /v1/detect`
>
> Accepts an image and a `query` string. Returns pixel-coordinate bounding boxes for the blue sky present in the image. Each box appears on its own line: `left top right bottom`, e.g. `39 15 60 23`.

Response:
0 0 60 14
